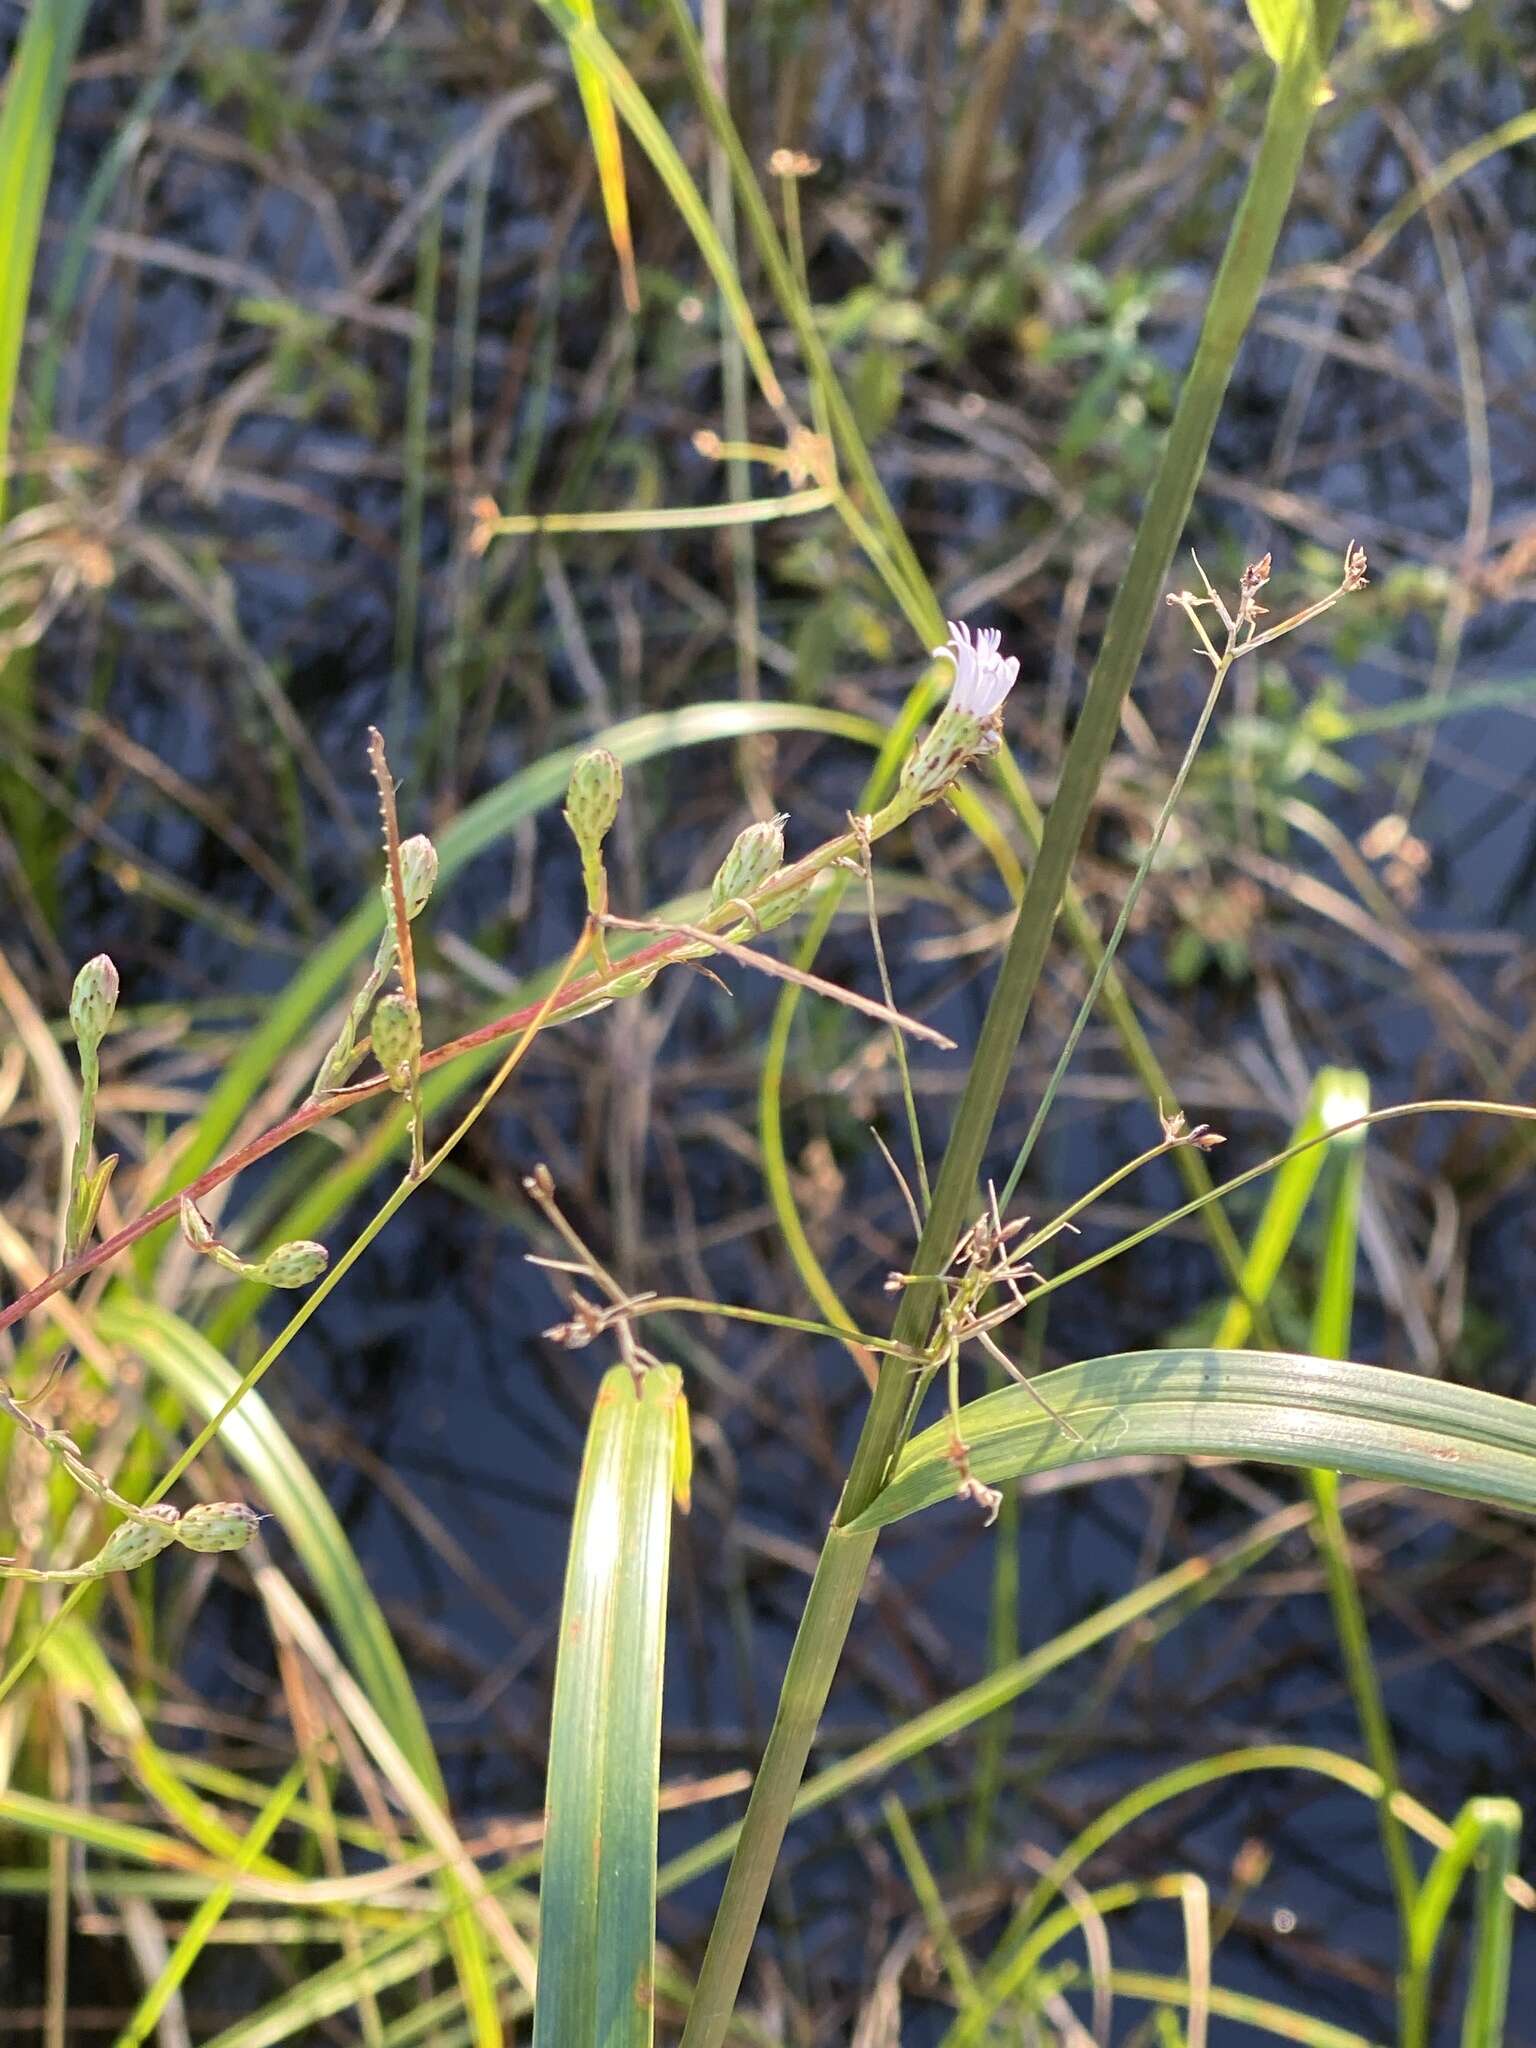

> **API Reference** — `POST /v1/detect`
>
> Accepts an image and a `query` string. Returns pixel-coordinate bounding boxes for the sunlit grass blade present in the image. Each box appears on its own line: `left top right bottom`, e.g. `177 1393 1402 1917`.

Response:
534 1364 688 2048
1212 1065 1366 1348
111 1759 307 2048
679 11 1351 2028
1404 1796 1522 2048
851 1349 1536 1531
536 1 784 412
96 1297 507 2048
1458 1798 1520 2048
568 1 639 314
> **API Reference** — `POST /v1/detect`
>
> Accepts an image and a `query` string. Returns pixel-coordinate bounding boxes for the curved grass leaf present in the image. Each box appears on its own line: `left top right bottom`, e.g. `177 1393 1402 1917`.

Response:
850 1350 1536 1532
535 1365 687 2048
97 1297 507 2045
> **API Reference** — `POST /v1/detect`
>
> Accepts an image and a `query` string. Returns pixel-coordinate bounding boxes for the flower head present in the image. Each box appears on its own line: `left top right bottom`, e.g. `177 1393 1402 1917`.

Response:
932 621 1019 720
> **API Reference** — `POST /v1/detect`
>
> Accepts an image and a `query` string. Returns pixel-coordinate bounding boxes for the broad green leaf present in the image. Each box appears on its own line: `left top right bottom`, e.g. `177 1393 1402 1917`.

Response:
535 1365 687 2048
850 1350 1536 1532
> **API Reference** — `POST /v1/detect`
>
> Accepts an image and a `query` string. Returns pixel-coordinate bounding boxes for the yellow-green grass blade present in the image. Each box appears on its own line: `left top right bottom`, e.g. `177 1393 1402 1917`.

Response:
112 1759 307 2048
851 1350 1536 1532
96 1296 506 2046
534 1365 687 2048
0 0 91 882
1459 1798 1520 2048
1246 0 1316 69
39 1619 294 1879
0 0 89 527
535 1 784 412
1212 1065 1366 1348
1405 1796 1522 2048
569 0 639 314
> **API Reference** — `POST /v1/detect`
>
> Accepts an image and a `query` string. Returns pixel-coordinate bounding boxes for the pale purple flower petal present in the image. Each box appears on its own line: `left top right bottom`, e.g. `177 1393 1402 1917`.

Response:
932 620 1019 719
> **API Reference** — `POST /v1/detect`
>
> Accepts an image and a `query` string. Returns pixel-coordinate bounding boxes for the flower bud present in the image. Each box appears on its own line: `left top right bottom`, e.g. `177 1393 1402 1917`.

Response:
371 992 421 1076
754 879 815 932
383 834 439 926
94 1506 180 1576
710 815 787 910
899 704 986 802
176 1501 262 1554
70 954 120 1051
255 1239 330 1289
563 749 623 856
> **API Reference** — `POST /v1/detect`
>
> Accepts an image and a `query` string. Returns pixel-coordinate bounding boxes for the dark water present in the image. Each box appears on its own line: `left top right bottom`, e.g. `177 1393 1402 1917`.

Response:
6 0 1536 2038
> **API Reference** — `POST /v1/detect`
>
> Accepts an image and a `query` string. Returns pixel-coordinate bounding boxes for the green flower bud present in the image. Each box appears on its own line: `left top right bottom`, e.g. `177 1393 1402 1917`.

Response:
563 749 623 856
899 704 987 802
371 992 421 1076
69 954 120 1051
176 1501 262 1555
383 834 438 927
710 815 787 910
255 1239 329 1289
755 879 815 932
94 1506 180 1576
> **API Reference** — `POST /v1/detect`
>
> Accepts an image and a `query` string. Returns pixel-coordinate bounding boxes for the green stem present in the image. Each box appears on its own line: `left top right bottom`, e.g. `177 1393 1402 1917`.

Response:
680 20 1346 2039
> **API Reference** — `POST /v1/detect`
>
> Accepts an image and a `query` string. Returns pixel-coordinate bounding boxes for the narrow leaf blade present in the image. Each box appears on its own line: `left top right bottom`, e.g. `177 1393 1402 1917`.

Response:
535 1365 685 2048
851 1350 1536 1531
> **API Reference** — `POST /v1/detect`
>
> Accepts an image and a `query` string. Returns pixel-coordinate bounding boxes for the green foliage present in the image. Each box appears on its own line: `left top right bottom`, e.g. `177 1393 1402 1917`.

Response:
855 1348 1536 1530
535 1367 688 2048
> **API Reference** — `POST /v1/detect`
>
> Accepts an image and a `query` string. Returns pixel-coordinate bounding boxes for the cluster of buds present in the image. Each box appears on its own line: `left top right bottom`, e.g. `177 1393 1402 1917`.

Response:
313 822 438 1098
1 1497 262 1585
180 1195 329 1289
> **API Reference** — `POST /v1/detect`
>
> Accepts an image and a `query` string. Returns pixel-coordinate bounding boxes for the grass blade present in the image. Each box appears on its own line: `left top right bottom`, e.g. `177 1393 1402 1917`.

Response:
852 1349 1536 1531
0 0 89 528
96 1297 508 2047
0 0 91 884
1459 1799 1520 2048
534 1364 688 2048
569 0 639 313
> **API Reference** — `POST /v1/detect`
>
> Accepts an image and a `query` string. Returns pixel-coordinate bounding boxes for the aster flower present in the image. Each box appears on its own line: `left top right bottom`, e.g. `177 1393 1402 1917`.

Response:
899 620 1020 803
932 620 1019 719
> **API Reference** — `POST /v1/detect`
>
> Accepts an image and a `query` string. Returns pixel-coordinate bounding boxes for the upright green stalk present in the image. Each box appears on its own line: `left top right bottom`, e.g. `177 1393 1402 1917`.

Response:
1305 1084 1422 1999
679 18 1347 2039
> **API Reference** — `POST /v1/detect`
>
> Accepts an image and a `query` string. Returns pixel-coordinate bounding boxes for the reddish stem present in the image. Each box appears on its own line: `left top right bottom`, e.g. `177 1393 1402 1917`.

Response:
0 927 690 1340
